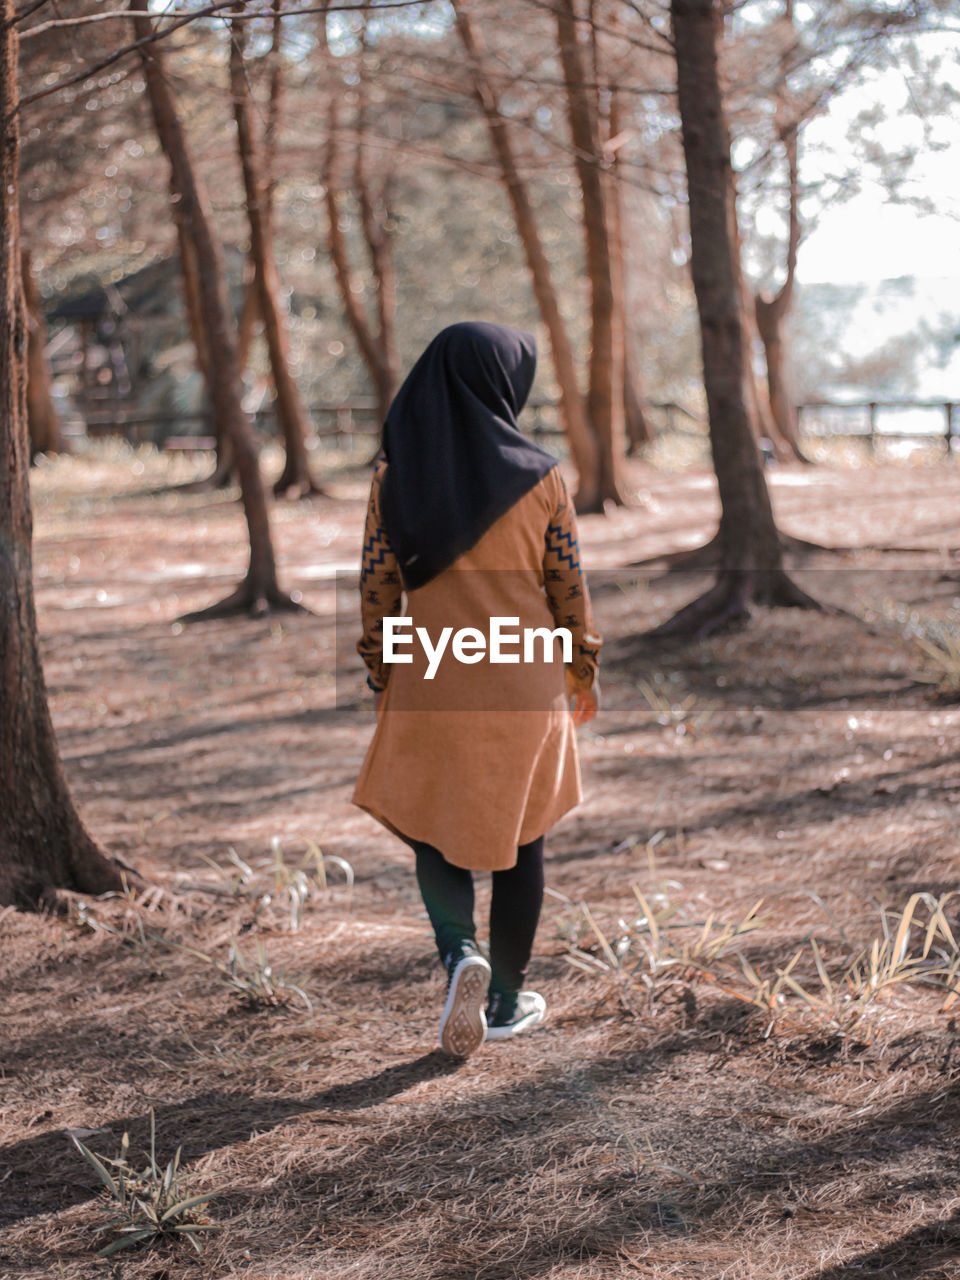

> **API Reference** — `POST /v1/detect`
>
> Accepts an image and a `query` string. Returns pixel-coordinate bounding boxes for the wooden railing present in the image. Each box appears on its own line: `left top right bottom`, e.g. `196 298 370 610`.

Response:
66 397 958 456
797 400 959 455
70 398 705 448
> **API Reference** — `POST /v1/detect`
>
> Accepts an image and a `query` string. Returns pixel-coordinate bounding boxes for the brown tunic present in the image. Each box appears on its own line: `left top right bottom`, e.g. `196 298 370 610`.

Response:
352 462 600 871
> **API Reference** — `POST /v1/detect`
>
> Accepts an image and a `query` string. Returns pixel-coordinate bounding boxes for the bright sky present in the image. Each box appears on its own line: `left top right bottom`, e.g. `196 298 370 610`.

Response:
800 200 960 284
796 38 960 285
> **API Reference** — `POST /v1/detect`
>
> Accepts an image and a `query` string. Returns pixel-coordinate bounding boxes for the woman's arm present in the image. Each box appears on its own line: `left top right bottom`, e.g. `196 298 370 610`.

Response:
542 472 602 714
357 462 403 694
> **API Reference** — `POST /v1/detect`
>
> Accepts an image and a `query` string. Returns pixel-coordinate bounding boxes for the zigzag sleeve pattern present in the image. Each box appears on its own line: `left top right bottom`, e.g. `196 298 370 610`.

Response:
543 472 602 691
357 462 403 692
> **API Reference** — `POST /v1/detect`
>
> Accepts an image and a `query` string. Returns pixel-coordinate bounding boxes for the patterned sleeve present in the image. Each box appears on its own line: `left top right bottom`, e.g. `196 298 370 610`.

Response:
357 461 403 692
543 471 602 691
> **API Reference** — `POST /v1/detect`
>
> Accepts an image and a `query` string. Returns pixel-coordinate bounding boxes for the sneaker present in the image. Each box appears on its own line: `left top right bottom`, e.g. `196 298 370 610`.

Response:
438 944 492 1058
485 989 547 1041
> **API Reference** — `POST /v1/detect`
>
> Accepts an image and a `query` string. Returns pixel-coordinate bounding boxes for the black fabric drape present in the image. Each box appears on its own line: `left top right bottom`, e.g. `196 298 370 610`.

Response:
379 321 557 590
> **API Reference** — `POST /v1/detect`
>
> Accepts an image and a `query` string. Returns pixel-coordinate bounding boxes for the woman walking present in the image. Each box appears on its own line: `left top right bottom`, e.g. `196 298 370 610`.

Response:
353 321 601 1058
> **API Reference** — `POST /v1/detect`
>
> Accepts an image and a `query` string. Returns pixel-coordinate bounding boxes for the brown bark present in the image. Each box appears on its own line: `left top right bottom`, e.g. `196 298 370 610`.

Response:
229 12 323 499
1 3 129 909
265 6 285 216
236 256 259 375
754 122 806 461
173 205 237 487
21 249 64 458
452 2 602 513
174 216 210 383
741 302 782 454
623 355 650 453
658 0 818 636
234 5 282 375
607 70 651 454
131 1 298 617
323 90 399 428
355 133 400 424
755 293 800 454
729 191 785 460
555 0 627 504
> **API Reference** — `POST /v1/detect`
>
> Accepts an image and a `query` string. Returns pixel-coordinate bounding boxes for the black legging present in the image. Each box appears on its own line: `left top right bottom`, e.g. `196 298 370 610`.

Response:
414 837 545 996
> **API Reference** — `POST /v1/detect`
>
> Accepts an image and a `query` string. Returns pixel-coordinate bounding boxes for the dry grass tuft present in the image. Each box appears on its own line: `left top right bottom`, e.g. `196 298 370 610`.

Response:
859 598 960 698
197 836 354 932
564 874 960 1045
71 1111 217 1256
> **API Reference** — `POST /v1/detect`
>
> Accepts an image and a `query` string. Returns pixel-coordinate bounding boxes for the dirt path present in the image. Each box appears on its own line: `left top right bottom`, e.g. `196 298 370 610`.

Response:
2 450 959 1279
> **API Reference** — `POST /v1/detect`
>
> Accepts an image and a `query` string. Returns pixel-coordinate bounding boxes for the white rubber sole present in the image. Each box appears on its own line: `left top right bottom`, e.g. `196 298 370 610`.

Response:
438 955 492 1058
485 992 547 1041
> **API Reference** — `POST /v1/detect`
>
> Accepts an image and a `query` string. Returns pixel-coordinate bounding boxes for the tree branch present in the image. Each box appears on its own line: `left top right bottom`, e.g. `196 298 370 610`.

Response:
13 0 434 40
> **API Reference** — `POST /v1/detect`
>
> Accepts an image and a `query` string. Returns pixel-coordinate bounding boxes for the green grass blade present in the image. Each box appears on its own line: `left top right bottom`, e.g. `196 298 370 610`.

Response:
98 1230 155 1256
160 1193 213 1222
71 1138 119 1197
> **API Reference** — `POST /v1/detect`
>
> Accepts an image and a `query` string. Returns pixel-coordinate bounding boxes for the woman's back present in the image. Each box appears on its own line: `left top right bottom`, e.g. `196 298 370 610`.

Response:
352 320 600 1055
354 464 589 866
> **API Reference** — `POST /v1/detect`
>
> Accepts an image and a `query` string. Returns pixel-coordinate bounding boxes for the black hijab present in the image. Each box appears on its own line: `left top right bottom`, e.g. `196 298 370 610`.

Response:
379 321 557 590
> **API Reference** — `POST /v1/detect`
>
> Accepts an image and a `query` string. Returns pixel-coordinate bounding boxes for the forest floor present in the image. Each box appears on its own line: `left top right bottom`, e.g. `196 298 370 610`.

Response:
3 445 960 1280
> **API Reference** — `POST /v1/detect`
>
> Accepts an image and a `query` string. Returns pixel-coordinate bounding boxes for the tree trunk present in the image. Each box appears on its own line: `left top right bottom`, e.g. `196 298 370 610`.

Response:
21 249 64 459
323 92 398 429
131 1 298 616
356 166 400 427
555 0 627 504
754 120 806 461
452 1 602 513
229 13 323 499
265 5 285 216
741 282 784 455
173 216 211 385
623 355 651 453
728 198 787 461
324 171 394 425
659 0 818 635
236 256 260 375
172 208 237 487
355 55 400 424
607 73 651 454
1 3 129 909
755 292 802 456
